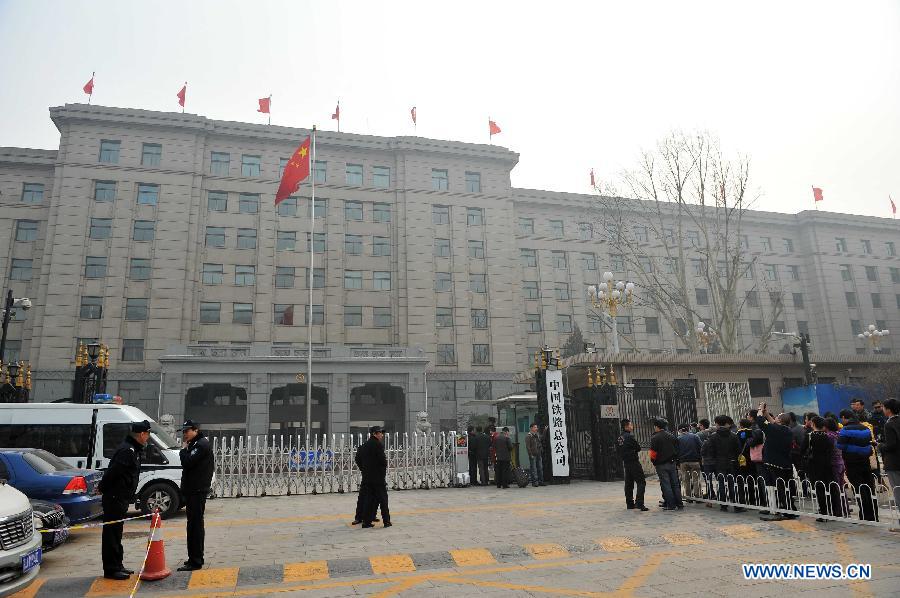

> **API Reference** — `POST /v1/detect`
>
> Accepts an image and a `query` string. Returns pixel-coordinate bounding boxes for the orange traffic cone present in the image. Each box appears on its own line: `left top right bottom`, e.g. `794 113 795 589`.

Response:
140 511 171 580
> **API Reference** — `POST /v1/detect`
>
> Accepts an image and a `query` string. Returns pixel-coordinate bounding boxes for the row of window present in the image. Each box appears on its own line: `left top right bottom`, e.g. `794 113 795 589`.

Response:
197 302 395 328
78 297 148 320
840 264 900 283
435 343 491 365
432 205 484 225
835 237 896 256
845 291 893 309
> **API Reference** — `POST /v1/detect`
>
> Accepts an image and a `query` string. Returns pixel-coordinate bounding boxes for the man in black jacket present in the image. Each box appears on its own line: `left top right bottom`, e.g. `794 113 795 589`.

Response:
494 427 513 489
706 415 743 511
466 426 478 486
474 426 490 486
356 426 391 527
617 419 647 511
650 419 683 510
98 420 150 580
756 403 798 519
877 398 900 530
177 420 214 571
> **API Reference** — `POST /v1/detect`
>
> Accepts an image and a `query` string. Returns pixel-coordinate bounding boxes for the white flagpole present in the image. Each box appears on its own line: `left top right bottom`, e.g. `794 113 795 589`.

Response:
305 126 316 438
268 95 272 126
88 71 94 105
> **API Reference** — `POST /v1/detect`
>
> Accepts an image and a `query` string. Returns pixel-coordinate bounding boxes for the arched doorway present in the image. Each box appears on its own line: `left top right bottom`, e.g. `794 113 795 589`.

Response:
184 383 247 438
269 383 329 437
349 383 405 436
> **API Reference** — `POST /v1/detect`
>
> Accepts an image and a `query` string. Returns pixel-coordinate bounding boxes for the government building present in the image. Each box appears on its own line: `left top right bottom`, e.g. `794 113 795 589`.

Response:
1 104 898 436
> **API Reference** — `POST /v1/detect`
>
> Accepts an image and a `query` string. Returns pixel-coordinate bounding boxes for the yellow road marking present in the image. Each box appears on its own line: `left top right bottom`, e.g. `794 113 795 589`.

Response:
371 578 425 597
86 576 136 596
283 561 329 582
617 552 667 597
662 532 704 546
187 567 239 590
524 543 570 560
833 534 873 598
440 575 610 596
449 548 497 567
370 554 417 574
719 524 761 539
596 536 639 552
775 519 816 533
9 578 45 598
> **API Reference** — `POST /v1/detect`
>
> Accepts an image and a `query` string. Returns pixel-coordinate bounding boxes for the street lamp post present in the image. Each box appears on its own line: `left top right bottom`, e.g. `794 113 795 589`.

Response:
587 272 635 354
0 290 33 363
73 342 109 403
0 360 30 403
695 322 717 353
857 324 890 353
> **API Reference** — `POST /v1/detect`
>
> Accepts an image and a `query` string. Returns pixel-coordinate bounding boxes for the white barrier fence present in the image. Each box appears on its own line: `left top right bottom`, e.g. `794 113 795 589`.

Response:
685 471 899 529
212 432 459 498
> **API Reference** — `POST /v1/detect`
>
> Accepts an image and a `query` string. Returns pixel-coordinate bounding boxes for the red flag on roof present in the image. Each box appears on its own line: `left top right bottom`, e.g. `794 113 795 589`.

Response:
891 195 897 215
275 136 311 204
258 96 271 114
177 83 187 108
411 106 417 125
332 103 340 121
489 119 501 136
590 169 596 188
83 74 94 95
812 186 823 202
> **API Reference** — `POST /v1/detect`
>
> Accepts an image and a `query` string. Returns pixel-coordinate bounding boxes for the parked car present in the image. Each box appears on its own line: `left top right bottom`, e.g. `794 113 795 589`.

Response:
0 480 41 598
29 500 69 551
0 449 103 524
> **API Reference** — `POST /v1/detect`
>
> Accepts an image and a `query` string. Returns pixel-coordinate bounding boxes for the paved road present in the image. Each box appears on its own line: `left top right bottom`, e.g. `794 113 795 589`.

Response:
13 480 900 597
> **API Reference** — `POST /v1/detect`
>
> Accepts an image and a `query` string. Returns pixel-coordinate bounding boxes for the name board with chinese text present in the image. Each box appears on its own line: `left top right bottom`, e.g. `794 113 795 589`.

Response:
599 404 619 419
544 370 570 477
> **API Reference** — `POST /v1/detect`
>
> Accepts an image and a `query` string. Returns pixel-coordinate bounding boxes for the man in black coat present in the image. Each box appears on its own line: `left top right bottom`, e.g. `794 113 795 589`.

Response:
177 420 214 571
649 419 683 510
98 420 150 580
617 419 647 511
474 426 490 486
705 415 743 511
466 426 478 486
356 426 391 528
877 398 900 530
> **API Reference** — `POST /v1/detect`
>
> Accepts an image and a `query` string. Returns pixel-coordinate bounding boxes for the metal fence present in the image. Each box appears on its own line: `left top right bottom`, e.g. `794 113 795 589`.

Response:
212 432 459 498
618 385 698 448
703 382 752 424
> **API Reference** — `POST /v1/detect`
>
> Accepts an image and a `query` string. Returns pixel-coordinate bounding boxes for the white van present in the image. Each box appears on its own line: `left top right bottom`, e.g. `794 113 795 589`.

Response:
0 404 186 518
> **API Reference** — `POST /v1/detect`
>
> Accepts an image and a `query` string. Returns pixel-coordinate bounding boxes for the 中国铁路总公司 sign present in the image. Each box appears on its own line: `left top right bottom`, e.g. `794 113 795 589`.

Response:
544 370 569 477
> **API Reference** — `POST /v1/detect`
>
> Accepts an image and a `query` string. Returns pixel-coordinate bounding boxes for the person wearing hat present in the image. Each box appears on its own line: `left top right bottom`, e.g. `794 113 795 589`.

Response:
354 426 391 528
98 420 150 579
177 419 214 571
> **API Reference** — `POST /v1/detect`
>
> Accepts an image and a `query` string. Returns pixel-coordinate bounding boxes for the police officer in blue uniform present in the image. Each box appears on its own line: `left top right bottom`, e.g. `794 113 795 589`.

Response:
176 419 214 571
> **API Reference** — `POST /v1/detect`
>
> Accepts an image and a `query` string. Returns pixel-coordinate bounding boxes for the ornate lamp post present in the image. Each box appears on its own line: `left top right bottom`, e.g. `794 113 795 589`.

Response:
0 360 30 403
73 341 109 403
587 272 635 354
695 321 717 353
858 324 890 353
1 290 32 363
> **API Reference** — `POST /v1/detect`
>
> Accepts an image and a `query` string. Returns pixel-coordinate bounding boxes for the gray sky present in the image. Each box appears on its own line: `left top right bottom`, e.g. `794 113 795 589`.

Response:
1 0 898 218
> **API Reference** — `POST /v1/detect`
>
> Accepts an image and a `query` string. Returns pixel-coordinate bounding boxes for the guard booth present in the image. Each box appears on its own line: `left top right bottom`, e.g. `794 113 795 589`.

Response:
491 392 540 468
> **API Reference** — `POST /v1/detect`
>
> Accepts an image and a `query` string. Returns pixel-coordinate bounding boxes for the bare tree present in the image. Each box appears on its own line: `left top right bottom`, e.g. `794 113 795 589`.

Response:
560 324 586 358
858 363 900 400
593 131 783 354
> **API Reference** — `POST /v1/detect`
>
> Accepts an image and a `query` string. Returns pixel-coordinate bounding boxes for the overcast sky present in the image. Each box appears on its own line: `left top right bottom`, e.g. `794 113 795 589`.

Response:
1 0 898 219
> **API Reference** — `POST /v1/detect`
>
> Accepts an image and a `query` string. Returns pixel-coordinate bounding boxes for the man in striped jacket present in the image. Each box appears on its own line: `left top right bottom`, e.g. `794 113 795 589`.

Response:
837 409 878 521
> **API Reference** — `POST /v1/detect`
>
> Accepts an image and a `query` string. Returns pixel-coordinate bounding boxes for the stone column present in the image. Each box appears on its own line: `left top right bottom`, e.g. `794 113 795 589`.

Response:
331 373 349 435
246 371 270 436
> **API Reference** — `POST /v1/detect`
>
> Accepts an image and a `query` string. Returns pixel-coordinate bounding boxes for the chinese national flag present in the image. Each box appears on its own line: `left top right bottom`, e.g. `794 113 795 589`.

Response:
275 136 311 204
812 186 823 202
258 97 271 114
891 195 897 215
83 75 94 95
411 106 417 125
590 169 596 187
489 119 501 136
332 103 340 120
177 83 187 108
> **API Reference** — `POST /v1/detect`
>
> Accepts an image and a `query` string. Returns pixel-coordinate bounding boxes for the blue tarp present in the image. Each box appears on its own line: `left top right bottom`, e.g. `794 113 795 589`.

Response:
781 384 874 416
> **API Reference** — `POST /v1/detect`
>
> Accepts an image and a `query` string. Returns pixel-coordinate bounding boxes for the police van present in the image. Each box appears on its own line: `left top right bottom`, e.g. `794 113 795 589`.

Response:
0 404 186 518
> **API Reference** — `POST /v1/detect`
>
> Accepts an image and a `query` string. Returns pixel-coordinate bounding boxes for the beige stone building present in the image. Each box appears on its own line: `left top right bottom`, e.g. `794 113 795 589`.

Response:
1 104 897 435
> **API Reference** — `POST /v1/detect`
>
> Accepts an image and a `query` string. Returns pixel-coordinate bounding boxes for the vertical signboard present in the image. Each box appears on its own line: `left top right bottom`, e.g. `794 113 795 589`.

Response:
545 370 569 477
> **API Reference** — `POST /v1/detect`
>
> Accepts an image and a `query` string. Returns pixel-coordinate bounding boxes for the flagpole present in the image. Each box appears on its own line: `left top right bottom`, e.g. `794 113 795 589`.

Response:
182 82 186 113
488 116 491 144
88 72 94 105
812 185 817 211
305 126 316 439
268 95 272 126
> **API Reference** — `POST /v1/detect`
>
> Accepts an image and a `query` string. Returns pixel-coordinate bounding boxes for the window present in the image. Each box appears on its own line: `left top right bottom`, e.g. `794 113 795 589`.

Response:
373 166 391 188
84 256 106 279
345 164 363 185
783 238 794 253
345 234 363 255
581 253 597 270
686 230 700 247
611 254 625 272
555 282 570 301
211 152 230 175
345 201 363 221
633 226 648 243
715 260 726 277
129 258 151 280
199 302 221 323
275 266 295 288
208 191 227 212
79 296 103 319
840 264 852 281
468 240 484 259
273 304 295 326
15 220 38 242
277 196 298 217
277 231 296 251
787 265 800 280
887 242 896 257
793 293 805 309
467 207 483 226
845 291 858 308
3 340 21 363
557 314 573 333
470 273 486 293
373 236 391 257
233 303 253 324
676 319 688 336
742 262 754 279
578 222 593 240
666 258 679 275
308 198 327 218
121 339 144 361
344 270 363 289
432 205 450 224
872 293 882 308
136 183 158 205
435 272 452 292
798 321 809 335
344 306 362 326
861 239 872 254
307 232 326 252
645 316 660 334
748 378 772 398
616 315 633 335
99 140 120 163
539 221 561 239
89 218 112 239
551 251 567 269
436 344 456 365
241 155 261 176
436 307 453 327
891 268 900 284
125 298 148 320
850 319 862 335
526 313 542 332
764 264 778 280
524 281 539 300
746 291 759 307
750 320 763 337
374 307 392 327
202 263 223 285
374 271 391 290
865 266 878 282
472 344 491 364
769 291 783 307
519 218 534 234
133 220 155 241
141 143 161 166
432 169 449 191
373 202 391 222
313 160 326 183
237 228 257 249
739 235 749 250
94 181 116 202
835 237 847 252
695 288 709 305
464 171 481 193
235 265 256 286
519 248 537 268
306 304 325 325
761 237 772 252
471 309 488 329
239 193 259 213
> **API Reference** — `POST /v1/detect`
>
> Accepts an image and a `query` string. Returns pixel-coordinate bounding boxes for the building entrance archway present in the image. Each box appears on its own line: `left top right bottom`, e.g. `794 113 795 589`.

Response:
349 383 405 436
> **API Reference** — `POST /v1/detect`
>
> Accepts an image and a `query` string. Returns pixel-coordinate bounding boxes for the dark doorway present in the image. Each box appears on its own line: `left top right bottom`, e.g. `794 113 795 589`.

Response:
349 383 405 435
269 384 329 437
185 383 247 438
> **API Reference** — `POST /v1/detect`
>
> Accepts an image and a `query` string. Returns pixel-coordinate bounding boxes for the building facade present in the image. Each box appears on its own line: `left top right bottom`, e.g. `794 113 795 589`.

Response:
1 104 898 434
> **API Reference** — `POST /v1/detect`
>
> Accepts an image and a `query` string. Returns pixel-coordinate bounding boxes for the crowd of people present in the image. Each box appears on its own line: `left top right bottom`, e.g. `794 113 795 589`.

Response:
465 423 545 488
617 397 900 530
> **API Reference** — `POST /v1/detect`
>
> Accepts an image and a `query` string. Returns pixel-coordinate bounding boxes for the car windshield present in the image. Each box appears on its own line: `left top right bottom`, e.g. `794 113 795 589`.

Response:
22 450 74 474
149 422 180 449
